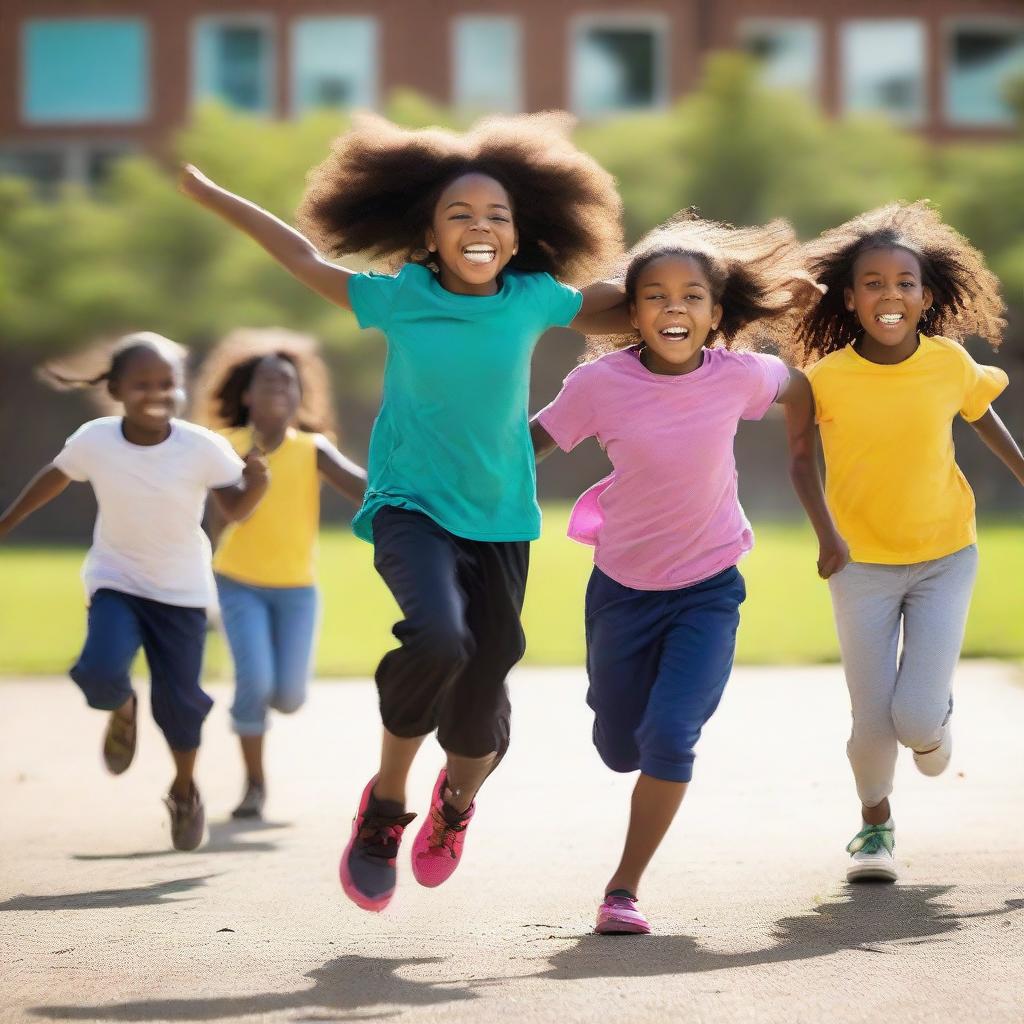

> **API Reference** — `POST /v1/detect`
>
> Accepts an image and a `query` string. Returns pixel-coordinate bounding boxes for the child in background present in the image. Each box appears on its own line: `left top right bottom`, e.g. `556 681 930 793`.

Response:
180 112 628 911
193 328 365 819
0 333 268 850
797 201 1023 883
532 213 847 935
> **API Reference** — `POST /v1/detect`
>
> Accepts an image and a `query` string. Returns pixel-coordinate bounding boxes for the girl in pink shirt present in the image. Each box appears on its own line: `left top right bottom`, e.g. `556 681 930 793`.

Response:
532 212 847 935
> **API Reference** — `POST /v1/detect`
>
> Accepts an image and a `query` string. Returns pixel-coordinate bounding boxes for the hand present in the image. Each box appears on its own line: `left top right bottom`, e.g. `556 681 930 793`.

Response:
817 531 850 580
178 163 213 199
242 447 269 490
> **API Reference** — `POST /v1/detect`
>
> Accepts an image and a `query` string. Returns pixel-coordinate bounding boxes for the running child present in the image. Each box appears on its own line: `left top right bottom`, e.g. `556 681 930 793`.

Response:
193 328 366 819
0 333 268 850
179 112 627 910
532 212 848 935
796 201 1023 883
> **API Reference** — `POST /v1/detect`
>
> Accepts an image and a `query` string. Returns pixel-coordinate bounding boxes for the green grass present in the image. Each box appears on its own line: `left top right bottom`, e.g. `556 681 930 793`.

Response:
1 509 1021 676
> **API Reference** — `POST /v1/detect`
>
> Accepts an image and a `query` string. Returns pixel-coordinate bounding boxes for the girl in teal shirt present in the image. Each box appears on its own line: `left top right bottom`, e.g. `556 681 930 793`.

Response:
181 111 627 912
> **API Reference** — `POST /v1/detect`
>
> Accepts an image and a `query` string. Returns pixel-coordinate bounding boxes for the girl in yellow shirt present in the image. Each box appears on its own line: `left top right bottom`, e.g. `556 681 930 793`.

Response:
194 330 365 818
797 202 1024 883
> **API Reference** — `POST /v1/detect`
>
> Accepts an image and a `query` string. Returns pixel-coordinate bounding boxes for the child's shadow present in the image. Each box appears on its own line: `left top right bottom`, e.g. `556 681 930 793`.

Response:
32 955 477 1021
71 819 291 862
538 885 1024 980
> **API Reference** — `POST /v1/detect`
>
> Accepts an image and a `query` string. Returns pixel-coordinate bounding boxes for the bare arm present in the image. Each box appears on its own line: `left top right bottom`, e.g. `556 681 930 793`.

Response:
571 280 633 336
776 368 849 579
967 407 1024 486
209 449 270 523
530 417 560 463
178 164 354 310
0 465 72 538
315 437 367 506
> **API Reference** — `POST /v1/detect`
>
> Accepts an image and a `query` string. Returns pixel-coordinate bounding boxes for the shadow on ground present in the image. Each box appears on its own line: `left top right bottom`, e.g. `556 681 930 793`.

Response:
71 819 291 862
0 874 215 912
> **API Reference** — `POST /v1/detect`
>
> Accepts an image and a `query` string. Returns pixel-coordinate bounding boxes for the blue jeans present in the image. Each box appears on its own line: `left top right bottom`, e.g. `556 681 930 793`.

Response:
584 565 746 783
215 575 320 736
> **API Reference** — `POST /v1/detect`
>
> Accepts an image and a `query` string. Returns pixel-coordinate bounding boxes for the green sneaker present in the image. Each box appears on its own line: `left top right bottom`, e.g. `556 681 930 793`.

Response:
846 819 897 883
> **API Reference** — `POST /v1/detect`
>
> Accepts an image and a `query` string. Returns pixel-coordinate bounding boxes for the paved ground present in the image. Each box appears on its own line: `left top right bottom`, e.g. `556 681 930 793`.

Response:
2 663 1023 1024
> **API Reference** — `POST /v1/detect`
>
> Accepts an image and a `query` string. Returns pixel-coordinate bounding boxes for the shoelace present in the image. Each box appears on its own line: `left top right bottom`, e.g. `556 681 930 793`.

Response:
846 824 894 856
428 806 470 858
358 811 416 859
604 895 638 910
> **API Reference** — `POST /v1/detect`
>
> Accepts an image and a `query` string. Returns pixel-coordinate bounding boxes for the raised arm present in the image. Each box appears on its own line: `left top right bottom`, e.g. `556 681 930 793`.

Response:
0 465 72 539
179 164 354 310
967 407 1024 486
315 437 368 506
210 449 270 523
571 281 632 336
776 368 849 579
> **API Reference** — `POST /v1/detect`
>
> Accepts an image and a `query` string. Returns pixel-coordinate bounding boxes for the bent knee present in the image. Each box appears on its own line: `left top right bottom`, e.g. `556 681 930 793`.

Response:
892 704 946 752
270 688 307 715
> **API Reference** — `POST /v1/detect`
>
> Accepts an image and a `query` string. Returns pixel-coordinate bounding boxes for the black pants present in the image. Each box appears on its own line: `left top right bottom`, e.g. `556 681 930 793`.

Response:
371 507 529 758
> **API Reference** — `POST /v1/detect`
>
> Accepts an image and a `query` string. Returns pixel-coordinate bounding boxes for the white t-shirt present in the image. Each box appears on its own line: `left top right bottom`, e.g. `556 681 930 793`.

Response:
53 417 244 607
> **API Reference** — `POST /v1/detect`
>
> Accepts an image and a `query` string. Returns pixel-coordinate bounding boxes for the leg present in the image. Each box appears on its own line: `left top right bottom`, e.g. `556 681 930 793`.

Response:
268 585 320 716
828 563 906 817
375 729 428 805
70 589 143 712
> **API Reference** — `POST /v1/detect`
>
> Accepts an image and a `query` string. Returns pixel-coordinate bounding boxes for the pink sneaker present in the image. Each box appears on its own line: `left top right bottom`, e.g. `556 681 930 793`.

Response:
339 775 416 913
410 769 474 888
595 893 651 935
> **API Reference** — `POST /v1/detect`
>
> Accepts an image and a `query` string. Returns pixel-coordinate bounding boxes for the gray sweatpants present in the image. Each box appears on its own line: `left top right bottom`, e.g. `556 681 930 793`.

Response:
827 544 978 808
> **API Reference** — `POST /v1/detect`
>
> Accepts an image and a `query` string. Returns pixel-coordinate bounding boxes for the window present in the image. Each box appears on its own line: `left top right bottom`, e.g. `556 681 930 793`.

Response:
194 18 274 112
947 21 1024 125
740 19 821 102
842 20 927 123
292 17 377 112
0 144 136 194
453 17 521 112
23 19 148 124
571 18 668 117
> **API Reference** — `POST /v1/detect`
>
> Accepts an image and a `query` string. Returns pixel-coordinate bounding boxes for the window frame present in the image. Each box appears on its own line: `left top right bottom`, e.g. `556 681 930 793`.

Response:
191 13 277 114
737 17 823 104
943 15 1024 127
289 15 380 115
451 14 523 113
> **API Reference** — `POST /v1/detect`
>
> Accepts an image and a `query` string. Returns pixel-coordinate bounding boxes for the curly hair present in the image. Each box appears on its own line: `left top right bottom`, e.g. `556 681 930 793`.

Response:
795 201 1007 363
297 111 623 286
191 328 336 436
585 209 817 361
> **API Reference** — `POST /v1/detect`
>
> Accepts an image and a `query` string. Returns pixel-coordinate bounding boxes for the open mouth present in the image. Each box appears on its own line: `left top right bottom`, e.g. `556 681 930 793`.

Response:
143 405 172 418
875 312 905 325
462 244 497 266
659 326 690 341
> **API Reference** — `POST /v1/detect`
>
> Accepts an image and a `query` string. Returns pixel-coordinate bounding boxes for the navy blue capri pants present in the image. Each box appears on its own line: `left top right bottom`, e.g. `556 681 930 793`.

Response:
584 565 746 783
70 588 213 751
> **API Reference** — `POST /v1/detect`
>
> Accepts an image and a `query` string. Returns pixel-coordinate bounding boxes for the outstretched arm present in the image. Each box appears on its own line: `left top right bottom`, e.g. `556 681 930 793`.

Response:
571 281 633 336
179 164 354 310
316 437 367 506
776 368 849 579
210 449 270 523
0 465 72 539
968 407 1024 486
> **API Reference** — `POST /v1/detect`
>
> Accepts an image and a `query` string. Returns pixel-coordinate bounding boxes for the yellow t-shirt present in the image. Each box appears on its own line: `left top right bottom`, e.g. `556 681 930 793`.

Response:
806 335 1008 565
213 427 321 587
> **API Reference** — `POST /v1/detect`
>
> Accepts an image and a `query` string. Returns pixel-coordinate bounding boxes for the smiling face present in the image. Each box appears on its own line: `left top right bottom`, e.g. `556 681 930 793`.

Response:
107 347 182 434
630 253 723 375
426 172 518 295
845 246 933 352
243 355 302 431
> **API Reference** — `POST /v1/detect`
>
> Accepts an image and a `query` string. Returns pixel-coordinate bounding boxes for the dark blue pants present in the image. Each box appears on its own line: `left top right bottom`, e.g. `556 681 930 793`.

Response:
585 565 746 783
70 588 212 752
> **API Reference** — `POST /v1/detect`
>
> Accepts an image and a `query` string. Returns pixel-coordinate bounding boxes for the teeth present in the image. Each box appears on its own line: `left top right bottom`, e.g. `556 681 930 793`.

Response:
877 313 903 323
462 246 496 265
661 327 689 336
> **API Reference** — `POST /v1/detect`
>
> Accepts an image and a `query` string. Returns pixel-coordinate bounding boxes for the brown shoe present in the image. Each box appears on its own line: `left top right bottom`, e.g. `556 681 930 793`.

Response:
102 694 137 775
164 783 206 851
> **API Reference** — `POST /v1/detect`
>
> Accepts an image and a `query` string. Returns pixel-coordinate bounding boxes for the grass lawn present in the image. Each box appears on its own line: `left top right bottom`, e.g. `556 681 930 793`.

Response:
0 508 1020 677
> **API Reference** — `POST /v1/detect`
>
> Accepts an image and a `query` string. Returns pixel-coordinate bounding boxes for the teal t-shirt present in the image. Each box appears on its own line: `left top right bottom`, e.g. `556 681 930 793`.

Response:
348 262 583 543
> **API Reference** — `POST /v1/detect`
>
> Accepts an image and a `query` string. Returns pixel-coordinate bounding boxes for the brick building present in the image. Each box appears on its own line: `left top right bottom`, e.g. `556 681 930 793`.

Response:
2 1 1023 187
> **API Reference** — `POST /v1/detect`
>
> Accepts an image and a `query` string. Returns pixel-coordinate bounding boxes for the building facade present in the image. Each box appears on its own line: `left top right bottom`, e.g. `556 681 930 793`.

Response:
2 0 1023 186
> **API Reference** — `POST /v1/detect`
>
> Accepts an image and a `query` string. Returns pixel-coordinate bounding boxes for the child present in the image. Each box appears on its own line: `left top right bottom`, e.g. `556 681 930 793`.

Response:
0 333 268 850
193 328 366 819
180 112 627 910
796 201 1023 883
531 212 848 935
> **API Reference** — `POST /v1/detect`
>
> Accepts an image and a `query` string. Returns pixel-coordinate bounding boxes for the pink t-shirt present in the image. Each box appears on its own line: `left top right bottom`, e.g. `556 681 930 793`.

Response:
537 345 790 590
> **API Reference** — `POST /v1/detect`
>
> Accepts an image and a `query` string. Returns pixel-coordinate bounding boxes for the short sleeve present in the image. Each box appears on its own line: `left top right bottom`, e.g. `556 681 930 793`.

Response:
539 273 583 328
739 352 791 421
536 366 597 452
960 352 1009 422
51 422 96 482
204 432 245 489
348 269 404 331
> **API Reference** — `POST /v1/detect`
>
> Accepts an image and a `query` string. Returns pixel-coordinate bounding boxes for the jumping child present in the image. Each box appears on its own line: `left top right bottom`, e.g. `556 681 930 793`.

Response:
797 201 1023 883
0 333 268 850
193 328 366 819
180 112 627 909
532 212 848 934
